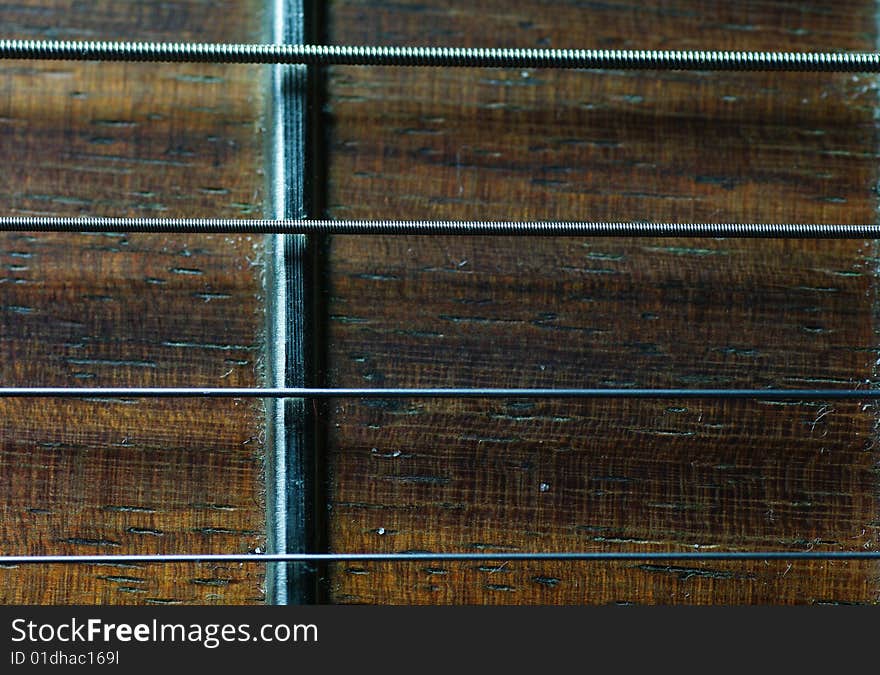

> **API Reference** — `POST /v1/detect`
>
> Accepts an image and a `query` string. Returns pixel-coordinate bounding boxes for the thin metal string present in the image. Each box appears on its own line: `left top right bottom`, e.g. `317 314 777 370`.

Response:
0 387 877 398
2 217 880 237
3 40 880 71
1 552 878 565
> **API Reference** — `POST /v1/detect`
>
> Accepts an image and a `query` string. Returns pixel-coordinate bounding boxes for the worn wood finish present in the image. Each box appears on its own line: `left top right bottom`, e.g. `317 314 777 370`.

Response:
0 1 268 603
322 0 880 603
3 0 880 607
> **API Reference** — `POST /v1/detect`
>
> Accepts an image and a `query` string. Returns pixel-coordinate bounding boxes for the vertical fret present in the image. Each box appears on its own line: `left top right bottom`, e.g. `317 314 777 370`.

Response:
264 0 320 605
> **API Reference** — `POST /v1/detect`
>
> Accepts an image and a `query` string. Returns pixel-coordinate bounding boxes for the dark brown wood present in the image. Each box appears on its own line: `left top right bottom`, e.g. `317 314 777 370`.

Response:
4 0 880 607
322 0 880 603
0 1 267 603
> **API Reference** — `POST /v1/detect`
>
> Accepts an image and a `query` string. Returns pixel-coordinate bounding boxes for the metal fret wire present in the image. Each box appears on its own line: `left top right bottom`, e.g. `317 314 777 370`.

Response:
2 217 880 237
4 40 880 71
263 0 313 607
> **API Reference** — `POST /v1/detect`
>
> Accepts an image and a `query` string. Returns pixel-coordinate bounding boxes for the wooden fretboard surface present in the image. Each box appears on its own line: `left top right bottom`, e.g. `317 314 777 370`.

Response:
322 0 880 604
0 0 268 604
2 0 880 605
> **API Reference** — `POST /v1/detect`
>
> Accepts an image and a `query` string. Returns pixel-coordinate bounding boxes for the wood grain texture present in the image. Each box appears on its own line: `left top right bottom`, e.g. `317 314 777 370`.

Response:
0 0 268 603
3 0 880 607
322 0 880 603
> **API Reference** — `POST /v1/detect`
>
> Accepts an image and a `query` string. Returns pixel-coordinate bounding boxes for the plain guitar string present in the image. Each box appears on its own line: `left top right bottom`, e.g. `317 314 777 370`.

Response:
0 39 876 565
